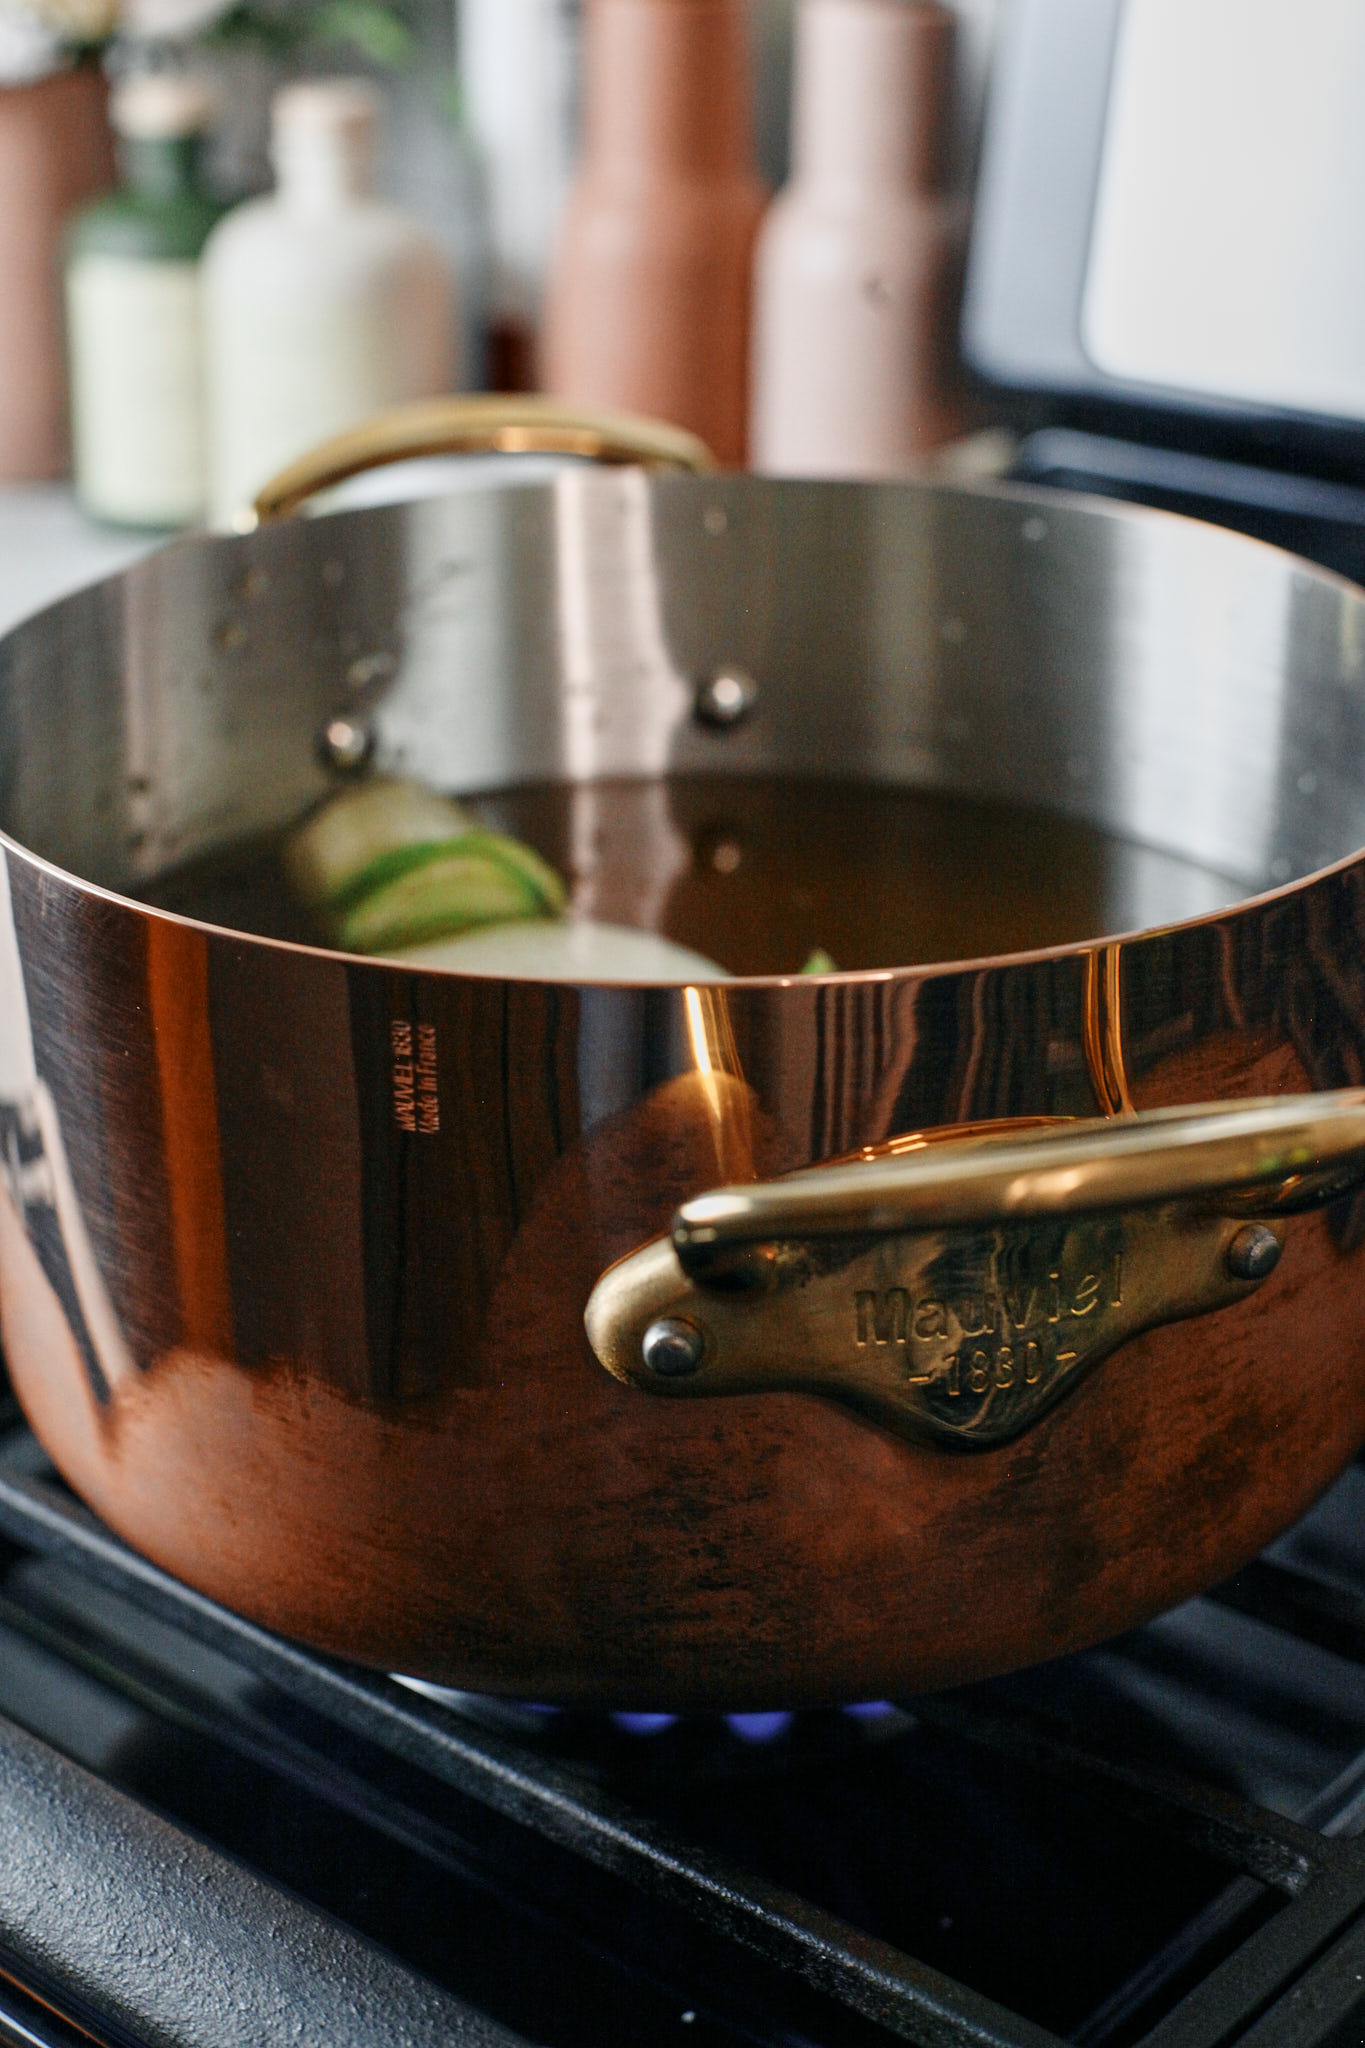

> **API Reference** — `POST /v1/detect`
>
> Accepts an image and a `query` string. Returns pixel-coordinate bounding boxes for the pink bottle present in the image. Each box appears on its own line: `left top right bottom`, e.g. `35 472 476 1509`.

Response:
541 0 767 467
750 0 965 477
0 66 114 480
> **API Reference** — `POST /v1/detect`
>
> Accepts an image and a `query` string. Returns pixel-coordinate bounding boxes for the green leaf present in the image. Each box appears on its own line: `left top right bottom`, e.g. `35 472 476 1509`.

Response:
799 947 837 975
310 0 416 68
201 2 306 55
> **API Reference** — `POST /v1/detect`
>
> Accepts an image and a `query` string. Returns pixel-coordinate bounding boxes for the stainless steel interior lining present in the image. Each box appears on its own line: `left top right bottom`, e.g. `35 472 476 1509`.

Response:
1 472 1359 939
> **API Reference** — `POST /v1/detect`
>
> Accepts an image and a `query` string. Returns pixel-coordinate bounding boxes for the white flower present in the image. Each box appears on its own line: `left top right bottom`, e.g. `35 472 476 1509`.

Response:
117 0 233 39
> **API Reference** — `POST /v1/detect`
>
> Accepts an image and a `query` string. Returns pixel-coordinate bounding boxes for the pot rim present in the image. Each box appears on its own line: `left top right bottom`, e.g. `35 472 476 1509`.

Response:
2 817 1356 992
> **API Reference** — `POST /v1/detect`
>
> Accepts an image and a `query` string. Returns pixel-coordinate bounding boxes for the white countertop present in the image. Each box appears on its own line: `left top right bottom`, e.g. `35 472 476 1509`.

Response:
0 485 162 636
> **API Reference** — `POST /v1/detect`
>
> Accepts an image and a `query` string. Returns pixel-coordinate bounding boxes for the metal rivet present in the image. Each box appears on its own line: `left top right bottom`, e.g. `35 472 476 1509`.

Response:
317 714 373 774
695 669 757 728
1226 1224 1282 1283
641 1317 705 1377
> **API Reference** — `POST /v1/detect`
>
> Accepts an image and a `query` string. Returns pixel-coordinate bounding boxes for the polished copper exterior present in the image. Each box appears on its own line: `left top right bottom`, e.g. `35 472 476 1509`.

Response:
2 471 1365 1706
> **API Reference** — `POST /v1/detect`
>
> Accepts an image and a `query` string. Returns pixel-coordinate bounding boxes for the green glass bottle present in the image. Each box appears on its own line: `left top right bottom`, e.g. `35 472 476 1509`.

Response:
65 76 223 529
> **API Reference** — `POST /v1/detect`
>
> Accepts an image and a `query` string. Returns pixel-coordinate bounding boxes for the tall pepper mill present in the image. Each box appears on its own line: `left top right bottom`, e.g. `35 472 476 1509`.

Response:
542 0 767 466
0 66 113 480
750 0 965 476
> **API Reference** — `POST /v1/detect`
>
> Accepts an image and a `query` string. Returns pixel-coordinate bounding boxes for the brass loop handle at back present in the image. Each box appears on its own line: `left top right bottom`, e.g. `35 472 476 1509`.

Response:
244 394 718 529
585 1089 1365 1454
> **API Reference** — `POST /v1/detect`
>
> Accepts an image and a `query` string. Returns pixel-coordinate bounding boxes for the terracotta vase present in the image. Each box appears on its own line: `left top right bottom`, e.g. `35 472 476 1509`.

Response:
0 65 115 481
542 0 768 466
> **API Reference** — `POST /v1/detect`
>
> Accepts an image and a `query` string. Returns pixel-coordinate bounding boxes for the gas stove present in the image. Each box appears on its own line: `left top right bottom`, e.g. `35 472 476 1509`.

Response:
0 1382 1364 2047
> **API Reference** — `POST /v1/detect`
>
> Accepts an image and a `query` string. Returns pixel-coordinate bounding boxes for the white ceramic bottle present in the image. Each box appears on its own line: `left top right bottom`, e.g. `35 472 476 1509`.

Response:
202 80 455 528
66 75 220 529
749 0 964 477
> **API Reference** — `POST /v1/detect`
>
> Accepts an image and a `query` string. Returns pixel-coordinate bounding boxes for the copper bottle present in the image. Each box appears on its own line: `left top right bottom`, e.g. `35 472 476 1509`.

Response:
542 0 768 465
0 67 114 481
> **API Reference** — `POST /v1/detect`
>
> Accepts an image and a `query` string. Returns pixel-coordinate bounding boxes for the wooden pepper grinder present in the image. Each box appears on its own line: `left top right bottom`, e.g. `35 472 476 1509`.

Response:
0 66 114 480
542 0 767 466
750 0 965 476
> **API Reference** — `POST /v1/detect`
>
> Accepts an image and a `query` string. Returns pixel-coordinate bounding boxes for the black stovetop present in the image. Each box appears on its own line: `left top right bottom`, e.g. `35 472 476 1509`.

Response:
0 1387 1363 2048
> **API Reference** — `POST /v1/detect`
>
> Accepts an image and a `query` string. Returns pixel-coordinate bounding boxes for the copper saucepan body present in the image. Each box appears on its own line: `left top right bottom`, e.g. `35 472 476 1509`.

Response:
3 402 1365 1708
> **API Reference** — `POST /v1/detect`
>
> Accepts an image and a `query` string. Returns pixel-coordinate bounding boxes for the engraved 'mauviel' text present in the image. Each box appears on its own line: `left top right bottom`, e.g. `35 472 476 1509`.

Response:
852 1236 1125 1424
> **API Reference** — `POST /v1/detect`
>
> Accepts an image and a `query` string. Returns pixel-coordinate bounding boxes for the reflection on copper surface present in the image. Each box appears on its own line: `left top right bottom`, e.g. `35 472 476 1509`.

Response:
145 918 231 1358
1083 942 1133 1118
7 845 1365 1703
683 982 755 1185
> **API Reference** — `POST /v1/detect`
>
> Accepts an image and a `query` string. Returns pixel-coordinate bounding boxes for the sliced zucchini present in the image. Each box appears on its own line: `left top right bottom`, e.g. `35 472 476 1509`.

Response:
286 776 480 914
287 776 568 949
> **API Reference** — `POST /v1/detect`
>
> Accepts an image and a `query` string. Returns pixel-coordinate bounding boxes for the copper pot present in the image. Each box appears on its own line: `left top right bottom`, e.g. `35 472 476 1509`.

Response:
3 400 1365 1708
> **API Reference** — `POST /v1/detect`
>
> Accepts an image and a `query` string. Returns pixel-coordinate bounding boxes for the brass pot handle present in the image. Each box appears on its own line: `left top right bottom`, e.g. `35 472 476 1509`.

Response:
585 1089 1365 1451
244 394 718 529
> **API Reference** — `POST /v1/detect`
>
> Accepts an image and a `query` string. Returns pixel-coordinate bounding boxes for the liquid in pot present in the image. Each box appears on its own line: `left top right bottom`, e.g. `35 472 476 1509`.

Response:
142 774 1244 975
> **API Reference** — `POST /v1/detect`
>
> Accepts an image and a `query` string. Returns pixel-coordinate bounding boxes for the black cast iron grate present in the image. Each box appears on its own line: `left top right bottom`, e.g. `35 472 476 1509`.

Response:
0 1393 1363 2048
